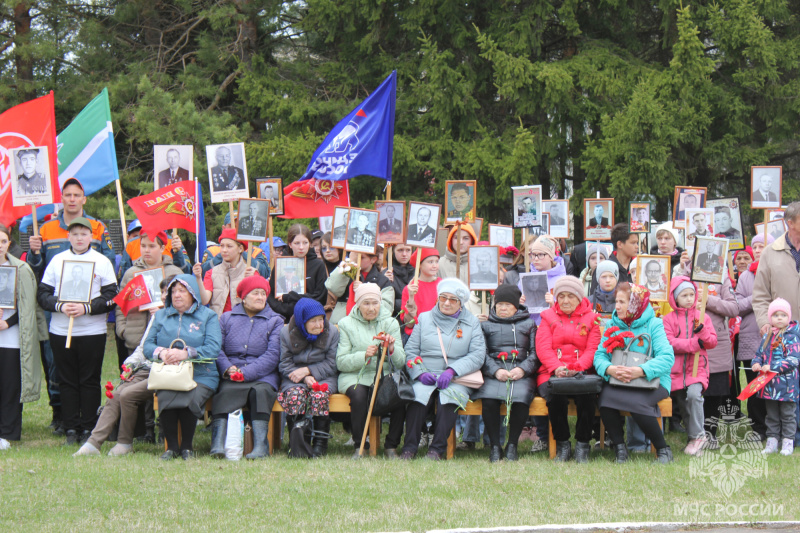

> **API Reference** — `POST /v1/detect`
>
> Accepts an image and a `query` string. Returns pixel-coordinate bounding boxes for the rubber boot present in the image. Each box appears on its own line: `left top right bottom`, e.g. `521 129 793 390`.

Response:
209 417 227 458
614 443 629 463
245 420 270 459
311 416 330 458
554 440 571 462
574 441 591 463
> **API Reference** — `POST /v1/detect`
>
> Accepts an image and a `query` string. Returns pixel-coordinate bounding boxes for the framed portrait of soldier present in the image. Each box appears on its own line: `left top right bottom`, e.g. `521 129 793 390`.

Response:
684 208 715 254
154 145 193 190
319 216 333 235
519 272 549 315
489 224 514 249
469 218 483 240
331 207 350 249
256 177 283 216
445 180 477 223
706 198 744 251
406 202 440 249
769 209 785 221
237 199 270 242
636 255 670 302
274 257 306 297
0 266 17 309
584 198 614 241
543 200 569 238
750 166 782 209
11 146 53 207
512 185 542 228
629 202 651 233
344 208 379 254
136 266 165 311
755 219 788 242
690 236 730 285
374 201 405 244
58 261 95 303
467 246 499 291
673 186 707 229
206 142 249 203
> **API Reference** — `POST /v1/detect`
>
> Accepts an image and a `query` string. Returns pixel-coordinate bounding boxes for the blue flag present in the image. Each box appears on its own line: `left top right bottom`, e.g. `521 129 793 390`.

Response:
195 179 207 264
300 71 396 182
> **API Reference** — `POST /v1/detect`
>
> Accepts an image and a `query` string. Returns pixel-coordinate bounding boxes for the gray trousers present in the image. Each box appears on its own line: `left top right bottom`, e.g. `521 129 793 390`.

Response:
672 383 705 440
87 371 151 448
765 399 797 440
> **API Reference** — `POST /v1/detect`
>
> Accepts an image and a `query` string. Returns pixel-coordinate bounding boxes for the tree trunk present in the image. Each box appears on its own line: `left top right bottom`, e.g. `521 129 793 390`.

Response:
13 1 34 102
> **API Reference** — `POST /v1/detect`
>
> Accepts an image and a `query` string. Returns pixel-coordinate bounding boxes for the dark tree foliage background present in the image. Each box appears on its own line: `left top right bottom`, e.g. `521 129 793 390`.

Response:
1 0 798 248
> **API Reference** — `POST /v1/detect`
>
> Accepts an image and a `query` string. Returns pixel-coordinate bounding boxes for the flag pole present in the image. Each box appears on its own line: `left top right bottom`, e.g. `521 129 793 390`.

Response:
194 178 200 263
116 180 128 248
385 182 392 271
267 202 274 269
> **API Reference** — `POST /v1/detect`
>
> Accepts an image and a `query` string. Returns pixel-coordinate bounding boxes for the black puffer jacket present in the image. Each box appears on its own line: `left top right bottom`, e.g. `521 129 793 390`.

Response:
268 248 329 321
473 307 538 403
383 262 415 317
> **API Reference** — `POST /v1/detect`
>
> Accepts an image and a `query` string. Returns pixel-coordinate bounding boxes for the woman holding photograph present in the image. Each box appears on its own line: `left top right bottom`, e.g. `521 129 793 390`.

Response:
38 217 118 445
399 248 440 342
193 228 258 317
268 224 328 321
0 224 46 449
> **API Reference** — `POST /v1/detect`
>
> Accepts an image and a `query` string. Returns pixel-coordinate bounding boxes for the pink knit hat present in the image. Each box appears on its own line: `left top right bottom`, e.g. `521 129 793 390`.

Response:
553 275 585 301
768 298 792 322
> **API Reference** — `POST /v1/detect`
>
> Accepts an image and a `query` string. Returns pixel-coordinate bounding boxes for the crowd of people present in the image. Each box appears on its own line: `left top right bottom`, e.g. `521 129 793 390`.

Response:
1 177 798 464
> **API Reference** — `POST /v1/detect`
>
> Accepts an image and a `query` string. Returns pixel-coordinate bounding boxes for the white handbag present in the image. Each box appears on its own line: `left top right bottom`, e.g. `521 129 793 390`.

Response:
147 339 197 391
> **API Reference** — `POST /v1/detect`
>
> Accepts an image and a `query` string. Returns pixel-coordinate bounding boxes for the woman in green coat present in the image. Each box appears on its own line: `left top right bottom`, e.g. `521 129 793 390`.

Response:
0 224 46 449
337 283 405 458
594 282 675 464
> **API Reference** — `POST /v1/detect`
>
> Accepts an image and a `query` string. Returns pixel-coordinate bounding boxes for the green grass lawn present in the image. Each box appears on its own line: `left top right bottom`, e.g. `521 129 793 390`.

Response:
1 328 798 532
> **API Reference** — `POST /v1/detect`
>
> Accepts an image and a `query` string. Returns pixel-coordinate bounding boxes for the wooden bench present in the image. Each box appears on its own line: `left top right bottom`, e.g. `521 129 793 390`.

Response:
155 394 380 456
447 397 672 460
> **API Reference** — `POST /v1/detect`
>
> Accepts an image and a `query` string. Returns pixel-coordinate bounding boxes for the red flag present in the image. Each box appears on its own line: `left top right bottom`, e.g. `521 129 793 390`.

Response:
280 178 350 219
0 92 60 226
127 180 197 232
737 371 778 401
113 275 152 316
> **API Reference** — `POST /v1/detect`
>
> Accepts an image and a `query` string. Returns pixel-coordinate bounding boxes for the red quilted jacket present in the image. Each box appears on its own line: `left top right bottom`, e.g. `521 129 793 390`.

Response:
535 298 601 387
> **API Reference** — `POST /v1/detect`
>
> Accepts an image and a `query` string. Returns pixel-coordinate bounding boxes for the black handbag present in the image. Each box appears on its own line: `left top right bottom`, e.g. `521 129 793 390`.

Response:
371 358 415 417
546 372 604 395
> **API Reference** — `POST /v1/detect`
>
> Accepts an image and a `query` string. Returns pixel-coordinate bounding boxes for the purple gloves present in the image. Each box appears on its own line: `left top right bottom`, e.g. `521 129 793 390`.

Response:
419 372 437 386
436 368 456 389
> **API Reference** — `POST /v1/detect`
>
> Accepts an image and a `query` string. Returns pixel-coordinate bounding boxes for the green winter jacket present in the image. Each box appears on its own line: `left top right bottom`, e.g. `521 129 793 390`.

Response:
10 254 47 402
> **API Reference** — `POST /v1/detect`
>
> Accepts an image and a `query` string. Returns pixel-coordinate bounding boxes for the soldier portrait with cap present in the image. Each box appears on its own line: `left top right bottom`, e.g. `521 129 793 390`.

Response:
13 146 50 201
275 257 304 295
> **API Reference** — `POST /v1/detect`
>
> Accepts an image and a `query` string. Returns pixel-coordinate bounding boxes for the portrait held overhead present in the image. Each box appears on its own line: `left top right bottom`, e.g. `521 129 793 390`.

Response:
690 236 730 284
406 202 440 248
584 199 614 241
344 208 379 254
154 145 192 190
488 224 513 249
543 200 568 238
330 206 350 248
256 177 283 215
706 197 744 250
511 185 541 228
467 246 499 290
750 166 782 209
684 208 715 253
375 201 405 244
206 143 249 202
444 180 476 222
673 186 707 229
629 202 650 233
635 255 670 302
11 146 53 206
236 199 270 241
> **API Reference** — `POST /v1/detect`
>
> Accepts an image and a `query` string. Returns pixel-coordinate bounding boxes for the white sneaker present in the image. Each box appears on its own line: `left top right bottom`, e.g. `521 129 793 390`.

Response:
73 442 100 457
344 436 354 446
0 438 10 450
530 440 548 453
780 438 794 456
762 437 779 454
108 443 133 456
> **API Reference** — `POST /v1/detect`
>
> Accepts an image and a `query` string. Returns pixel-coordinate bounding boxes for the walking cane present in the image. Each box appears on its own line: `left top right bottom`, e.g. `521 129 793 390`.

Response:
357 332 390 458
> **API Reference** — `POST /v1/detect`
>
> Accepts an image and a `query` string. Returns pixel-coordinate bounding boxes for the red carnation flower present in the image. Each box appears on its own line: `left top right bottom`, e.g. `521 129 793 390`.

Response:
105 390 114 399
415 356 423 364
319 383 329 393
407 360 414 369
498 351 508 360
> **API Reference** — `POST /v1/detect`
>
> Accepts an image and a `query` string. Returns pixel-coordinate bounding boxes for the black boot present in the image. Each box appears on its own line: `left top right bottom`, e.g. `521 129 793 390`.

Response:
51 408 65 436
209 417 227 458
614 443 628 463
574 441 591 463
311 416 330 458
554 440 571 462
246 420 270 459
489 445 502 463
504 443 518 461
655 446 673 464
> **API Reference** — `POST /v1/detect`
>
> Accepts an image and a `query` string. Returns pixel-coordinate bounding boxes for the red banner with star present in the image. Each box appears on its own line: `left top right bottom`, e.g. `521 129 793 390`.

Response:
280 178 350 219
737 371 778 400
127 180 197 233
113 275 151 316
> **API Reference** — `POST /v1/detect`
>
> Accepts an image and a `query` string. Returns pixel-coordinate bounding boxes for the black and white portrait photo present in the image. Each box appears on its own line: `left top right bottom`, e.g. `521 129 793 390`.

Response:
319 216 333 235
706 198 744 251
256 177 283 215
769 209 785 221
0 266 17 309
751 166 782 209
467 246 499 291
345 208 379 254
584 198 614 241
684 208 714 253
543 200 569 238
489 224 514 249
206 143 249 203
406 202 440 248
274 257 306 296
519 272 549 314
154 145 193 190
690 237 729 285
673 186 707 229
136 267 165 311
237 199 270 241
58 261 95 303
512 185 542 229
375 201 405 244
755 220 788 242
331 207 350 248
11 146 53 207
635 256 670 302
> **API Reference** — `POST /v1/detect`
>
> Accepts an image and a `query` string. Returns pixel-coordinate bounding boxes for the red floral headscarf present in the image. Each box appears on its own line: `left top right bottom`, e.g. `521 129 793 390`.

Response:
621 284 650 326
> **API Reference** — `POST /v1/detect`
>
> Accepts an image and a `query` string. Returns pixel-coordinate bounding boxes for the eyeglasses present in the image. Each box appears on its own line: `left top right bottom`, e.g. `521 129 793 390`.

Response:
529 253 548 260
438 295 461 305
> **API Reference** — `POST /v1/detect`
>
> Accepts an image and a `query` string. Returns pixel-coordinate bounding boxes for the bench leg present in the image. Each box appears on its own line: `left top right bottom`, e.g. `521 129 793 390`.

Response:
600 419 606 451
446 428 455 460
548 421 556 460
368 417 379 457
268 413 282 455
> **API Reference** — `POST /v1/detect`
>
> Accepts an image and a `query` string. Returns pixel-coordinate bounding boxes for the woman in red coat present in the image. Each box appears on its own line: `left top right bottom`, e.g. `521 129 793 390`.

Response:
535 276 601 462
